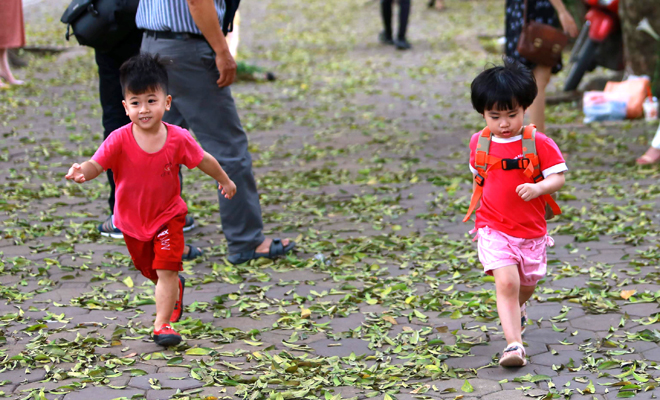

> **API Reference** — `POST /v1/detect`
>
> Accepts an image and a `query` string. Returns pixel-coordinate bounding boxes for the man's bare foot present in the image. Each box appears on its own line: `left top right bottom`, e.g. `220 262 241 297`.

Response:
256 238 291 253
637 147 660 165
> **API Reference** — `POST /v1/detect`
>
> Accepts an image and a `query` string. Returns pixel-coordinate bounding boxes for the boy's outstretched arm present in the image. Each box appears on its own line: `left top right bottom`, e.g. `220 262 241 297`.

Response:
65 160 103 183
197 151 237 199
516 172 565 202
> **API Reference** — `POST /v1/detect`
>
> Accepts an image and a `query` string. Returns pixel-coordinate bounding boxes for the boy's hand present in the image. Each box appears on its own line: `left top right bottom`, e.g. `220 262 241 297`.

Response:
516 183 543 201
219 180 236 199
65 163 86 183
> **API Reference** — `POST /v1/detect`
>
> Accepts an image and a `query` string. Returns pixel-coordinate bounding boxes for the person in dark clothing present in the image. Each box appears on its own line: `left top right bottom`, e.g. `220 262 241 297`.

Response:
379 0 411 50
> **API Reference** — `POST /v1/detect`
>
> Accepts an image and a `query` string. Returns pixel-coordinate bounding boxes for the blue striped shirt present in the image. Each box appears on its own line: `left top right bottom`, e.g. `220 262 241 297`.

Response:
136 0 226 35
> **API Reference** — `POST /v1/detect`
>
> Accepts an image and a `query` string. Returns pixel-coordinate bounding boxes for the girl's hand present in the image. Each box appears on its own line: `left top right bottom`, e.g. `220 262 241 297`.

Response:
516 183 543 201
65 163 86 183
219 180 237 199
559 11 579 38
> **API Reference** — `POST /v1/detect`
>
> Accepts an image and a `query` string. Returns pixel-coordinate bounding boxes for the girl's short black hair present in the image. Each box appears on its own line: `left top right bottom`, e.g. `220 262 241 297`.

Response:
119 53 169 96
470 58 538 114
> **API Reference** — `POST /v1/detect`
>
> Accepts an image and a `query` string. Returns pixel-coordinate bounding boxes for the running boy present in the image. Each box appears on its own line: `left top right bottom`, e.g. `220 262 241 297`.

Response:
465 60 567 367
66 54 236 347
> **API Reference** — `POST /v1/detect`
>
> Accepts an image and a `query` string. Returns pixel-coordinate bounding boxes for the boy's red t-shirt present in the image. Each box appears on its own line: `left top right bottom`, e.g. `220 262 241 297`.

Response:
92 122 204 241
468 130 567 239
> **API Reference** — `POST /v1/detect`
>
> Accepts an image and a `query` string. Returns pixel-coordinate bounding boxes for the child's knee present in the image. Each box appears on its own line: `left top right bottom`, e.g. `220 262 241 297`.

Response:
155 269 178 280
496 273 520 295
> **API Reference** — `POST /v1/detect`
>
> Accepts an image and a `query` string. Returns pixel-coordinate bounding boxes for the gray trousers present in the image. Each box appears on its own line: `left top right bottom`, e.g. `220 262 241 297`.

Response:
141 35 265 254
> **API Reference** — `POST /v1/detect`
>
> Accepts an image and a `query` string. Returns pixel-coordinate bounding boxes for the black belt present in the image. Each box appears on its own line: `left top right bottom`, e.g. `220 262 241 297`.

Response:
144 30 206 41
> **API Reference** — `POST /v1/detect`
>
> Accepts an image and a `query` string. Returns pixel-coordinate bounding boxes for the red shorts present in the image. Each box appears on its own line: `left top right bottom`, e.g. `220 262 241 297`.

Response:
123 214 186 281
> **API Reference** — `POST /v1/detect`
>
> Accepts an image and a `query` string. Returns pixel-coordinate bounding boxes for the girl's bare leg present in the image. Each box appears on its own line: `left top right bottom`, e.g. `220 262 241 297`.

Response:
492 265 523 345
519 284 535 305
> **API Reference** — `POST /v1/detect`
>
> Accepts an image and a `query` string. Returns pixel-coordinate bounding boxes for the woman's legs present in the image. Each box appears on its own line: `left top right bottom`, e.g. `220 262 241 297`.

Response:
493 265 523 345
397 0 411 41
529 65 552 132
380 0 393 40
0 48 23 85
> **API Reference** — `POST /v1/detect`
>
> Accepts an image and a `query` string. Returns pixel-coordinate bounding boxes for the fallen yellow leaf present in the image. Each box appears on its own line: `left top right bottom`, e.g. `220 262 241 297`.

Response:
382 315 398 325
620 290 636 300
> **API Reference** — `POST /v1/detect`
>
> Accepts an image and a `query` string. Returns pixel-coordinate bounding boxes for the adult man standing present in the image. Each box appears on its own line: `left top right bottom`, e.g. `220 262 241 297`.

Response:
136 0 295 264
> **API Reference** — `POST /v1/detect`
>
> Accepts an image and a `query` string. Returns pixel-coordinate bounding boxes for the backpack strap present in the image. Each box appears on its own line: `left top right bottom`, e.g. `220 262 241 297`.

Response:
463 128 492 222
521 124 562 217
521 125 542 182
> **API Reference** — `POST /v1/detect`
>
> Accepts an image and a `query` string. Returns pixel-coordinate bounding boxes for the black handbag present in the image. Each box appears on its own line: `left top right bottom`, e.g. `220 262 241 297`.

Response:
61 0 139 51
222 0 241 35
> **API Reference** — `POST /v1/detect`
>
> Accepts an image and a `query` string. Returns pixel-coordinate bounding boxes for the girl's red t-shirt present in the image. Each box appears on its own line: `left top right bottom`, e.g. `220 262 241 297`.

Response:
468 130 567 239
92 122 204 241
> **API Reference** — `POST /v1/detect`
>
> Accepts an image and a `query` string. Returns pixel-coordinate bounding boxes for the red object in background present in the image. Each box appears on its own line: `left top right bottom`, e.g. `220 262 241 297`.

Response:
563 0 623 91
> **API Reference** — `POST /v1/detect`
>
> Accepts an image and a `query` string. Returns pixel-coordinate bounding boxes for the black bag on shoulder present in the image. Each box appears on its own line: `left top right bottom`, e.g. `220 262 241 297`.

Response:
222 0 241 35
60 0 139 51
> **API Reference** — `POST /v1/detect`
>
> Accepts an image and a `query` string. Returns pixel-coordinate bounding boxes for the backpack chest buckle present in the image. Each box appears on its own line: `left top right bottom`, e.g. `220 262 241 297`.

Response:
501 158 530 171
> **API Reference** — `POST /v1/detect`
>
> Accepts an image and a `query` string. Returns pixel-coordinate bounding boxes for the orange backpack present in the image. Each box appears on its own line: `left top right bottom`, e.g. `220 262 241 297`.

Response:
463 125 561 223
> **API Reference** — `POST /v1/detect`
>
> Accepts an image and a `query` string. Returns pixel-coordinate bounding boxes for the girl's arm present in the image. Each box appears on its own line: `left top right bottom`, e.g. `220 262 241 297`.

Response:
65 160 103 183
516 172 565 202
196 151 237 199
548 0 579 37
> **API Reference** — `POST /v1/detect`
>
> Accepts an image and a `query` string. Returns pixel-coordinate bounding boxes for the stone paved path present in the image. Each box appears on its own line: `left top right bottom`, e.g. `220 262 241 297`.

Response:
2 0 660 399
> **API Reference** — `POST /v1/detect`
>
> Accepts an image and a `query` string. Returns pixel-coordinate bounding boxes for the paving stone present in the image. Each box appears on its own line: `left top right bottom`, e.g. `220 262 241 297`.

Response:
443 355 493 369
642 346 660 361
477 364 555 381
308 338 374 357
539 372 615 395
529 350 585 368
129 373 202 391
63 386 145 400
217 314 280 331
570 313 628 332
423 378 501 398
480 389 540 400
620 302 660 317
0 367 46 385
145 389 178 400
323 313 366 332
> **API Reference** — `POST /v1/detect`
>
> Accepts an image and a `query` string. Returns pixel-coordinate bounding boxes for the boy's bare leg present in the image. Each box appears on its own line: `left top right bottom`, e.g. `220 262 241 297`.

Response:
492 265 522 345
154 269 179 329
519 285 535 306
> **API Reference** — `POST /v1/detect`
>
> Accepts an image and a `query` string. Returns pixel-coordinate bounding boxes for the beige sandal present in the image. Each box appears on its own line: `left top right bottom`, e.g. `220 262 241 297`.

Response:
637 147 660 165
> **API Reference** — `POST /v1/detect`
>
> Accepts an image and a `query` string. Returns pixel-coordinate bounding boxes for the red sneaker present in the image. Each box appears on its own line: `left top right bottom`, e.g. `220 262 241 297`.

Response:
170 275 186 323
153 324 182 346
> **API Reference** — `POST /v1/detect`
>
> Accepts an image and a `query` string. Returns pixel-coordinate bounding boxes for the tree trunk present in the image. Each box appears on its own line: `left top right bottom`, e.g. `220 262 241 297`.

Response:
619 0 660 77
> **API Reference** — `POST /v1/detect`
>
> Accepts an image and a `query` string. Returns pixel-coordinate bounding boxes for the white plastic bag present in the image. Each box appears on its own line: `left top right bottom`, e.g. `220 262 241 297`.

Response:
583 91 628 123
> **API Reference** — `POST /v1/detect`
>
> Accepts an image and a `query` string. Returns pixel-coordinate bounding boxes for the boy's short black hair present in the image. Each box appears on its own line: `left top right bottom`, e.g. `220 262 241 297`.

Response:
470 58 538 114
119 53 169 96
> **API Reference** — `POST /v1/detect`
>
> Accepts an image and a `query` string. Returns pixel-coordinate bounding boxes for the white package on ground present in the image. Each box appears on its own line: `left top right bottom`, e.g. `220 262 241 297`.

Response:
583 91 628 123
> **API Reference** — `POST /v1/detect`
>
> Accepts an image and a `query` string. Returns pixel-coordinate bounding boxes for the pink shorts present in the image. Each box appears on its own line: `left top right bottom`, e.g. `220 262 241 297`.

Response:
475 226 554 286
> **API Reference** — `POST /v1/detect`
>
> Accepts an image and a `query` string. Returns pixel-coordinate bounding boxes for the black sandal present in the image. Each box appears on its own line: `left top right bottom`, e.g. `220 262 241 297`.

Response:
182 245 203 261
227 239 296 265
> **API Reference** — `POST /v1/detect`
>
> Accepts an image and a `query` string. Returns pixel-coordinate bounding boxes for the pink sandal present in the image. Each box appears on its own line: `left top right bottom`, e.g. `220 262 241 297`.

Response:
499 342 527 367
